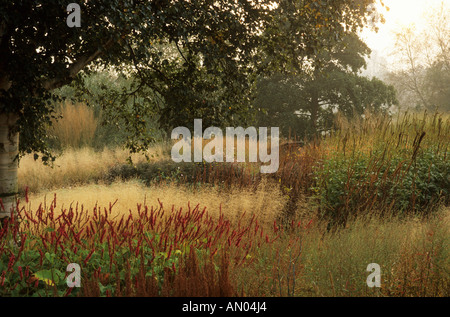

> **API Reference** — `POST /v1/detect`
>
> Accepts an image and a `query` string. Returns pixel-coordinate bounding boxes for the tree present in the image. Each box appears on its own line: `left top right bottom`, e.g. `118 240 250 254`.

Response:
255 32 398 138
386 1 449 111
53 70 166 149
0 0 379 218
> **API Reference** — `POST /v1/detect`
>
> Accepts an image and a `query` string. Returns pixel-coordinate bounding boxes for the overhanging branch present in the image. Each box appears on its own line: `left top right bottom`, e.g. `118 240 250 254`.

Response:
41 38 115 91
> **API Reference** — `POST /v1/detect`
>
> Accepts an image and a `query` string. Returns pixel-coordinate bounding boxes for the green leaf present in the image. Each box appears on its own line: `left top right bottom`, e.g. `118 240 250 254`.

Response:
44 252 56 263
34 269 63 285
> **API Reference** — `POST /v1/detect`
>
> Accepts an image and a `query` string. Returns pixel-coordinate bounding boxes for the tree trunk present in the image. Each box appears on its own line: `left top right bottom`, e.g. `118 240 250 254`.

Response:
0 113 19 220
310 89 319 134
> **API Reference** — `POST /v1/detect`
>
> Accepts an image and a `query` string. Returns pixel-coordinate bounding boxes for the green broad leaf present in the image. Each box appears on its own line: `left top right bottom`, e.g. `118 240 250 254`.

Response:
44 252 56 263
34 269 64 285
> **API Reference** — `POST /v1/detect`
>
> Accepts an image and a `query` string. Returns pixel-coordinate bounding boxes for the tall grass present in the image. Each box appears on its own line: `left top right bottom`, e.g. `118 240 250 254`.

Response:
6 107 450 297
48 102 98 149
235 207 449 297
21 110 449 226
313 111 449 227
26 179 286 227
18 145 171 194
1 190 448 297
331 111 449 156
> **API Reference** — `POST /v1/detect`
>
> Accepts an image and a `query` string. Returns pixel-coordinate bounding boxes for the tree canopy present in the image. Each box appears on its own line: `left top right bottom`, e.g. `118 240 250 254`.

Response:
0 0 382 161
255 32 398 138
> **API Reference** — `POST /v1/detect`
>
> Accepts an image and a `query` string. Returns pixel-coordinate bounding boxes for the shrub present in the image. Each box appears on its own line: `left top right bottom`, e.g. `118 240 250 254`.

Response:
312 111 449 227
106 160 262 189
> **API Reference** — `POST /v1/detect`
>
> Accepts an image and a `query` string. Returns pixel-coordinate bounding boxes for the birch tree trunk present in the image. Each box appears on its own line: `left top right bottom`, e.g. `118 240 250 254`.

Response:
0 113 19 220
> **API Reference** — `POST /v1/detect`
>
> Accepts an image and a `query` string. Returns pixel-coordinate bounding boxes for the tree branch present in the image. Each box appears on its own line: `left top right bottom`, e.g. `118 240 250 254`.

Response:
175 40 189 65
126 41 166 96
41 38 116 91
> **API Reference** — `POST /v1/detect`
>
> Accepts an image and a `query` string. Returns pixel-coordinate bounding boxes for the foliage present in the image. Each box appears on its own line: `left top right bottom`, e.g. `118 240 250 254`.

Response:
106 159 261 189
255 33 398 138
1 191 448 297
312 111 449 227
4 111 450 297
0 193 279 297
0 0 381 161
314 147 449 223
53 71 164 149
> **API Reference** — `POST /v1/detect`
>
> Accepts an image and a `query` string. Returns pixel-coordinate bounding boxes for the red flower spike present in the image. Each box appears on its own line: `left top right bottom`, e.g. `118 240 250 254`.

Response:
65 287 73 297
172 262 176 273
7 254 16 271
83 249 95 265
100 229 106 243
0 272 5 286
167 245 172 259
25 186 29 203
38 249 44 266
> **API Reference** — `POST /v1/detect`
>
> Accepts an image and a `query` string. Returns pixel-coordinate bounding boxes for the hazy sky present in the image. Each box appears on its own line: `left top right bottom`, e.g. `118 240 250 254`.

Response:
358 0 448 76
360 0 447 55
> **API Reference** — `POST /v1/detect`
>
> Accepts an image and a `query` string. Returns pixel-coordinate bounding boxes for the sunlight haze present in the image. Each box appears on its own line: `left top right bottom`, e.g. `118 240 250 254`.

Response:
359 0 448 76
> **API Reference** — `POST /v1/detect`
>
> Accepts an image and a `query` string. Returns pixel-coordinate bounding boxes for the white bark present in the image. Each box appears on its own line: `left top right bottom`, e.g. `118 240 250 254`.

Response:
0 113 19 219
